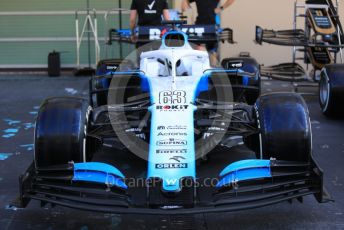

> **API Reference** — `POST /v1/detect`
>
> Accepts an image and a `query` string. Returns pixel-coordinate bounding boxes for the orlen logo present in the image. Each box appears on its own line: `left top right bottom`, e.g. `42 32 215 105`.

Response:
155 163 188 169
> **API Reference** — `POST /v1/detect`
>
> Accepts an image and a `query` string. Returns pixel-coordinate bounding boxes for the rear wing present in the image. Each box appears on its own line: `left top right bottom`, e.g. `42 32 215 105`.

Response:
108 25 235 45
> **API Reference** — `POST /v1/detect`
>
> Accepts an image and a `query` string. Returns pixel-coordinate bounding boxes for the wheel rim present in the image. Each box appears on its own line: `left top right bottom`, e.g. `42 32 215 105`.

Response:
319 75 329 108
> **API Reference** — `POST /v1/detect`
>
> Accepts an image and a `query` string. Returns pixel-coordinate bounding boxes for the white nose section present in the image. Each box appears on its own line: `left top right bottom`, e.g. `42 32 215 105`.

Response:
147 76 198 192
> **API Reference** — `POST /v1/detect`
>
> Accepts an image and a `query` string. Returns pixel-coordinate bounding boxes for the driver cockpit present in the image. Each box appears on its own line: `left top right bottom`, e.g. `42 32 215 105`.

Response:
139 31 210 77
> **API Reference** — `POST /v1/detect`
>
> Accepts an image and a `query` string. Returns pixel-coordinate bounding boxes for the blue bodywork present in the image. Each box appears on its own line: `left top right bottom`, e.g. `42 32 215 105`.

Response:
73 162 127 190
217 160 272 188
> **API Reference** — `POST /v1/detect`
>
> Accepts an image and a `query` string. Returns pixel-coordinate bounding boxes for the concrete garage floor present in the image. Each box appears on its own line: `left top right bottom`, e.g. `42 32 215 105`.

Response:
0 75 344 230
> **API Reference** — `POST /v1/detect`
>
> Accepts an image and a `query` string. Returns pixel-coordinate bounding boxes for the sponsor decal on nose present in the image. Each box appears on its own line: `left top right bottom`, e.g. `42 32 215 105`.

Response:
155 163 188 169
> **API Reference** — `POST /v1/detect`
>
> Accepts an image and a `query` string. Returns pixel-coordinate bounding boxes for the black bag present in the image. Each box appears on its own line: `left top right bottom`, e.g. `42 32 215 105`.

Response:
48 51 61 77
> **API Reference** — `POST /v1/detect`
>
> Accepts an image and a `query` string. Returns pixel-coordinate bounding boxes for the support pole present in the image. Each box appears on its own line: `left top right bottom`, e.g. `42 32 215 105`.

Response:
87 0 92 69
119 0 123 59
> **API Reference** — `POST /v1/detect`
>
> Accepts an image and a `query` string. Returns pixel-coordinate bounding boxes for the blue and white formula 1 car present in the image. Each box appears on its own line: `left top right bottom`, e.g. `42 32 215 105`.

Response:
15 21 329 214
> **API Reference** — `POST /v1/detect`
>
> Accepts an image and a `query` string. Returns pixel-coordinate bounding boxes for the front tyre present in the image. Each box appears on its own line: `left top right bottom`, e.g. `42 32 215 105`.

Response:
254 93 312 162
34 97 93 168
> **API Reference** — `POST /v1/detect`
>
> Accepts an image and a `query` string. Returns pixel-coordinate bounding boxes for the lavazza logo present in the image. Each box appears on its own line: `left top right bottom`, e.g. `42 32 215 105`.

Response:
156 138 187 146
156 149 187 154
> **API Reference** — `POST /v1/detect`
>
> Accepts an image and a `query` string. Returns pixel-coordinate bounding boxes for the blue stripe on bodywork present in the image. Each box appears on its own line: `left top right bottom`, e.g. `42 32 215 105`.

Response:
196 69 238 101
217 160 271 188
219 159 270 177
74 163 125 178
242 76 249 86
216 167 271 188
73 163 127 189
194 75 209 98
140 74 150 93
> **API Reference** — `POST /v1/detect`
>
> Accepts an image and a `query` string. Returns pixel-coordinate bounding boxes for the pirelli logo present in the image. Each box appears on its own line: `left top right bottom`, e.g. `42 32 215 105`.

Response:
156 149 187 154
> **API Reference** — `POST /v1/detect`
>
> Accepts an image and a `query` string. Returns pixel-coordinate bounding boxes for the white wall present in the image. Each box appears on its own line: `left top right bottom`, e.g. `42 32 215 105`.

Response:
174 0 344 66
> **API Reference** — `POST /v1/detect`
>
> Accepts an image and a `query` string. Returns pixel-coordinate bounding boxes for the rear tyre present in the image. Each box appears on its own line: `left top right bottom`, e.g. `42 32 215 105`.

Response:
221 57 261 105
248 93 312 162
34 97 95 168
94 59 135 106
319 65 344 117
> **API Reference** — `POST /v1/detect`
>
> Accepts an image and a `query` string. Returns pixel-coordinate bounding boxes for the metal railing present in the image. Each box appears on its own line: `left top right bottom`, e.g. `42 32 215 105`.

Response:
0 10 130 68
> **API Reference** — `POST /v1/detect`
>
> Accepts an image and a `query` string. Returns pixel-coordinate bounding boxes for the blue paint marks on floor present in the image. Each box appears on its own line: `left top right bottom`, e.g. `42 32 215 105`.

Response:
0 153 13 161
2 134 15 138
3 119 21 126
29 111 38 115
23 123 35 130
3 128 19 134
20 144 34 151
2 128 19 138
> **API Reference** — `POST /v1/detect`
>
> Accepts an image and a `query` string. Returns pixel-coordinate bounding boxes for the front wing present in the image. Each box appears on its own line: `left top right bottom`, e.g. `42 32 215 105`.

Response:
13 157 331 215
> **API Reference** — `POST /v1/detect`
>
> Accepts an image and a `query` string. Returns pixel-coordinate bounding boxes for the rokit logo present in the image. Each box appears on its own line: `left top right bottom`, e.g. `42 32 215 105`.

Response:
155 163 188 169
181 27 205 37
157 132 187 136
156 149 187 154
144 0 157 14
156 105 189 111
149 28 163 40
156 138 187 146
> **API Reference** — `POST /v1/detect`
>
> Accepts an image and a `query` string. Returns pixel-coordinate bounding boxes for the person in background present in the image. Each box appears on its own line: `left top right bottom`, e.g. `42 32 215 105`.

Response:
129 0 170 64
130 0 170 44
182 0 235 66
